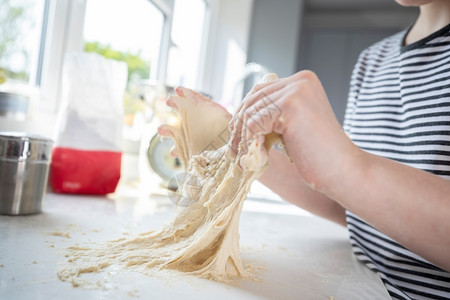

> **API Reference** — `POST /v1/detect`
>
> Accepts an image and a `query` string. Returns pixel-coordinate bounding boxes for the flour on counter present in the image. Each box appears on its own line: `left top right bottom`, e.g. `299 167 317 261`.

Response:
57 74 281 288
47 231 71 238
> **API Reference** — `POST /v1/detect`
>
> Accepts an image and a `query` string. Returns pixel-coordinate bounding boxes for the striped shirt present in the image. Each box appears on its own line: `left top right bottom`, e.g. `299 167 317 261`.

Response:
343 23 450 300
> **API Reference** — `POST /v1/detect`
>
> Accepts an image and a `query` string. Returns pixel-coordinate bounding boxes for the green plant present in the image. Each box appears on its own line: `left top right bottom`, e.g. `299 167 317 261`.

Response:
0 68 5 84
84 41 151 83
0 0 35 82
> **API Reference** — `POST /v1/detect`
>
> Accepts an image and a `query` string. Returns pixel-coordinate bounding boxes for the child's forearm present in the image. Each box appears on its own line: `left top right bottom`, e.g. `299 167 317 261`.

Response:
326 148 450 272
258 149 346 226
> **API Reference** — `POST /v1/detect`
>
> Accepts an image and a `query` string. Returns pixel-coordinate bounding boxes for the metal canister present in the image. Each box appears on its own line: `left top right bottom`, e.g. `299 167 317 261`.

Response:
0 132 53 215
0 92 29 121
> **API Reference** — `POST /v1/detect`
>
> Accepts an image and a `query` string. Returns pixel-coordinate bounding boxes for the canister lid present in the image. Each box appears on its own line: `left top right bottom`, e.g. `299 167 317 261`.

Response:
0 132 53 162
0 92 29 115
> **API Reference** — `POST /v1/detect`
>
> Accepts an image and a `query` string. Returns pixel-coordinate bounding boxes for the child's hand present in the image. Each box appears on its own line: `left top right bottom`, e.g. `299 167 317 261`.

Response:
229 70 359 191
157 86 232 164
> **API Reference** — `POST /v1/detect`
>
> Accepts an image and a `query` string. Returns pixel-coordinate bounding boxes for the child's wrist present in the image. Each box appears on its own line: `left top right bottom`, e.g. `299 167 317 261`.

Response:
322 141 368 203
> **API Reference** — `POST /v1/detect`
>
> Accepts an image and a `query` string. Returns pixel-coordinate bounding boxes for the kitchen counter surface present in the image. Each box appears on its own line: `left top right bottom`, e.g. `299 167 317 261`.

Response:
0 190 390 300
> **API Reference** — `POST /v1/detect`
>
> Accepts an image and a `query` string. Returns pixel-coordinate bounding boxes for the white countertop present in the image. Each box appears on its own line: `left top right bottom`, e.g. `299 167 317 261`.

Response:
0 190 390 300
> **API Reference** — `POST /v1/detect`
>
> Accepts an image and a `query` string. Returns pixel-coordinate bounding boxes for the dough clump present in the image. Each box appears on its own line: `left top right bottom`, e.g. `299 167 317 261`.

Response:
57 74 279 287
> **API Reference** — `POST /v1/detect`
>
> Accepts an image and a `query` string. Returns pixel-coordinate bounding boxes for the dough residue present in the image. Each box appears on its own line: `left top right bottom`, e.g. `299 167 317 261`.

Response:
57 74 280 287
47 231 71 238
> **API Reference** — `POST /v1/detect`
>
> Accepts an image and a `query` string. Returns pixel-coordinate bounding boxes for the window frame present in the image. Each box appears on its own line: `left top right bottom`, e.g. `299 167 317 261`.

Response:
152 0 213 90
151 0 174 84
34 0 50 86
38 0 86 113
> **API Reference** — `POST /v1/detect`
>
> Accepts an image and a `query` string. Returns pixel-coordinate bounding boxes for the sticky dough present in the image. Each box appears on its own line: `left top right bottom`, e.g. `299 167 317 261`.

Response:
57 74 281 287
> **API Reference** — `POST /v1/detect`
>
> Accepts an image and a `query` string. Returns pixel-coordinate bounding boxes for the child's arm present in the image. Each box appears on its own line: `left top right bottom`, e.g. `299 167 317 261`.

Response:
258 149 347 226
229 70 450 272
331 146 450 272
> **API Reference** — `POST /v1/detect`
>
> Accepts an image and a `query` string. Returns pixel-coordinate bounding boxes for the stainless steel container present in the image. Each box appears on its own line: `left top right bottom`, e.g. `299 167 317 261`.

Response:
0 132 53 215
0 92 29 120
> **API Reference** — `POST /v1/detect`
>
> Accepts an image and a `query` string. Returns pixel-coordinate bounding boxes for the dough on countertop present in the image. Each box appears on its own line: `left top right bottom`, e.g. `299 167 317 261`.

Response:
57 74 280 287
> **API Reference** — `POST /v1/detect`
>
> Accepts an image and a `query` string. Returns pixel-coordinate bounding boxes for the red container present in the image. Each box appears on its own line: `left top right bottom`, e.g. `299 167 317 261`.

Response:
50 147 121 195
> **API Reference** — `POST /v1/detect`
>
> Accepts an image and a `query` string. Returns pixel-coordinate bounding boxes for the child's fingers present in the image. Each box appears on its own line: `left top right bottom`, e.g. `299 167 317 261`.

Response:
157 124 174 137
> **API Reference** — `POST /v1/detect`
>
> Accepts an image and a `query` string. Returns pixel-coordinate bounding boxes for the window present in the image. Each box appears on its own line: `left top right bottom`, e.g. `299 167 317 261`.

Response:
166 0 206 88
82 0 166 144
0 0 214 139
81 0 210 144
83 0 208 89
0 0 46 84
83 0 164 82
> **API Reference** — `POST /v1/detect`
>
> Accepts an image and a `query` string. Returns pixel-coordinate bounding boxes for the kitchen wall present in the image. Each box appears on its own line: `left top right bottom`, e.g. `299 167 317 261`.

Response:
247 0 305 78
300 4 418 123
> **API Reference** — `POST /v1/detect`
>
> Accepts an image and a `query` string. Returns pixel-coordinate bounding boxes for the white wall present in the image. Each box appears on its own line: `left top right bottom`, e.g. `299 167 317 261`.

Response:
247 0 305 78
